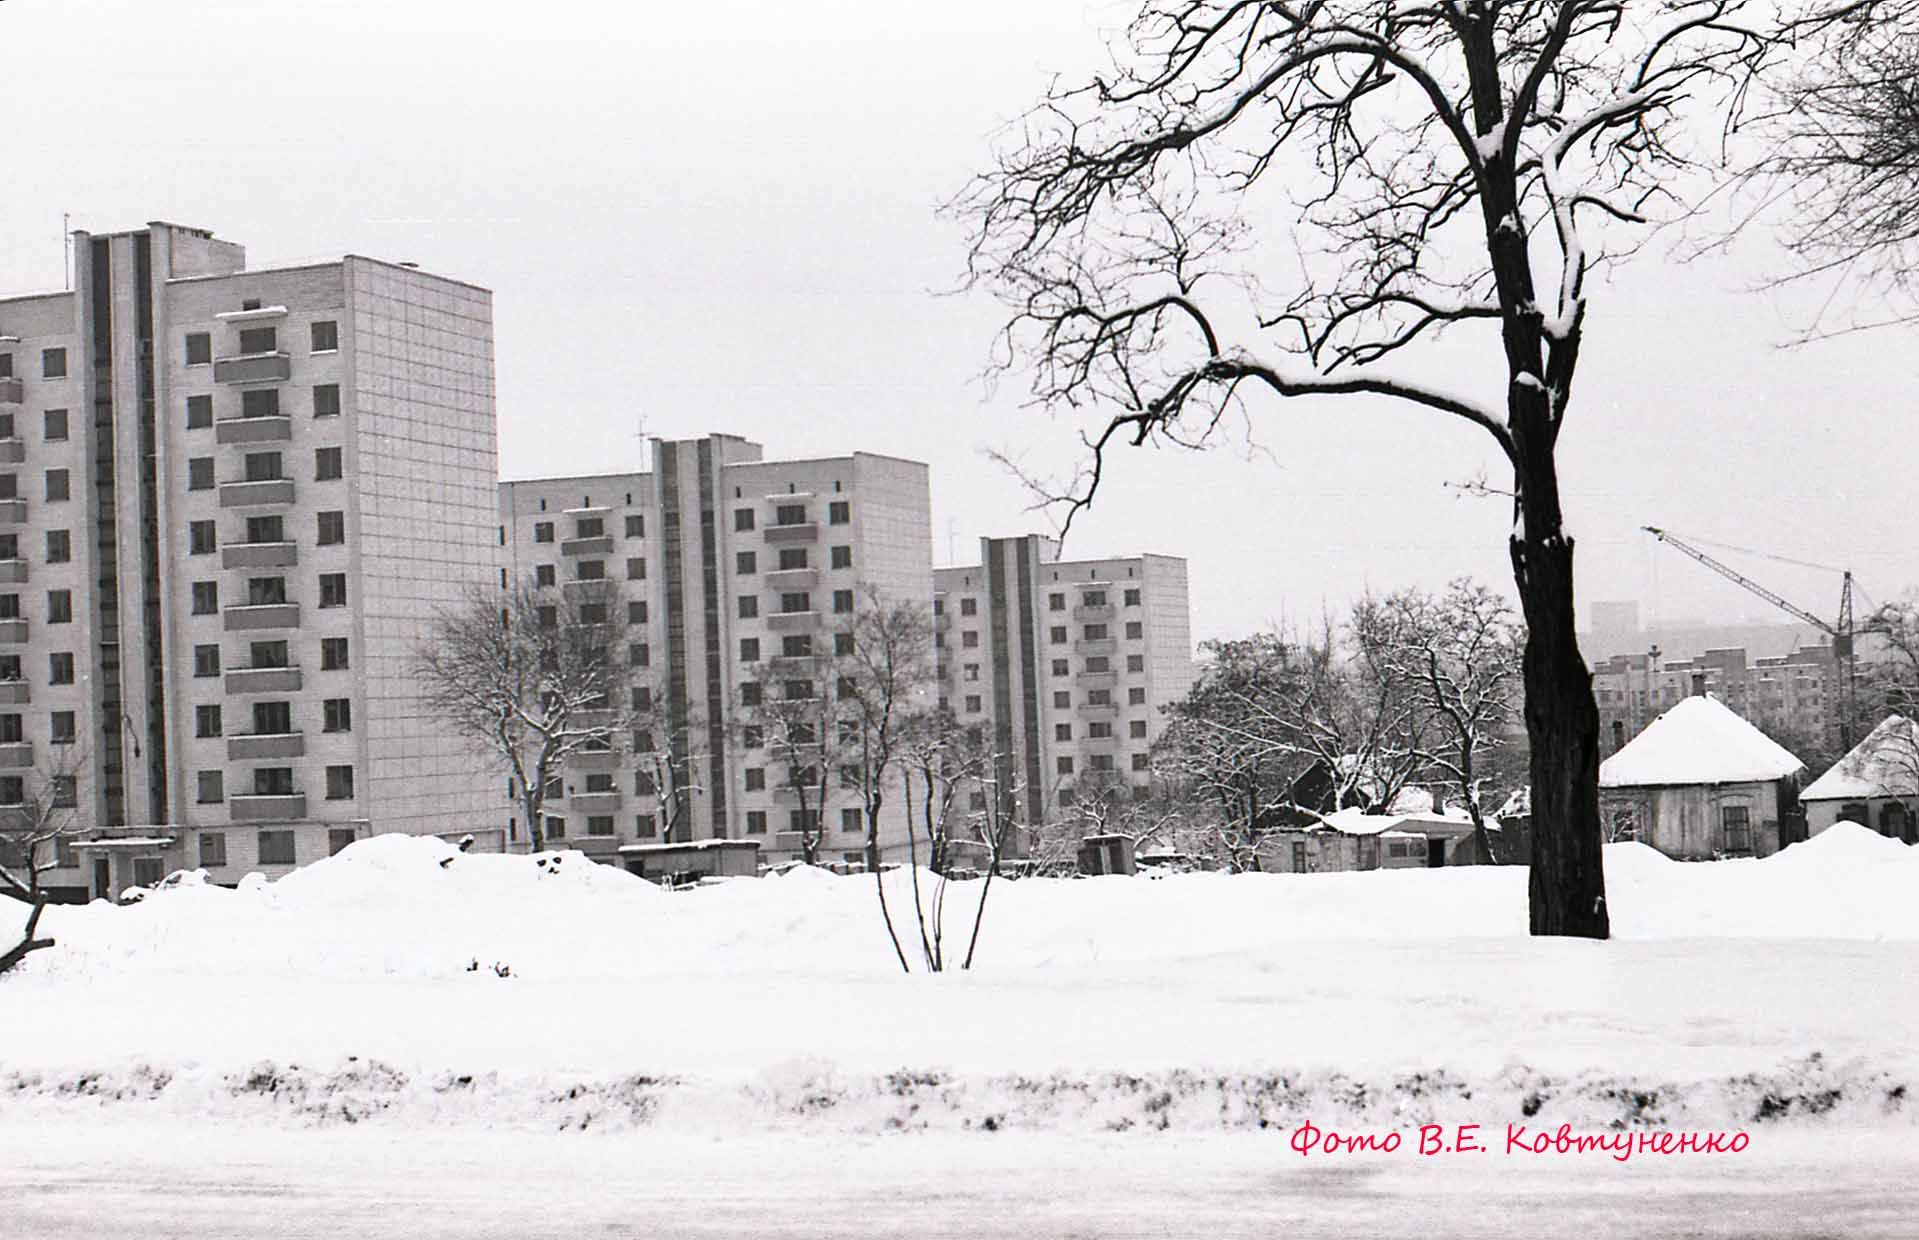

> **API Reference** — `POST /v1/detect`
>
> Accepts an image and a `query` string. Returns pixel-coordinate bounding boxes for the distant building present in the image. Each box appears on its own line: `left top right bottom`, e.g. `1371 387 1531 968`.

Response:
1594 643 1839 755
2 221 500 901
1598 688 1806 860
500 435 933 867
932 535 1194 839
1798 715 1919 843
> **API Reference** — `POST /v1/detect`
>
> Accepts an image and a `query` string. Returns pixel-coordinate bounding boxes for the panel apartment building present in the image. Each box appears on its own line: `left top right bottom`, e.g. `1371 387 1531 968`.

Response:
934 536 1193 829
0 221 500 900
1593 643 1840 755
500 434 933 867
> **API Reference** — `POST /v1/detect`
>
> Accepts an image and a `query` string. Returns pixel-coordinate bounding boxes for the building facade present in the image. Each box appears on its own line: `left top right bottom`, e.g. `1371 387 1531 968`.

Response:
933 536 1193 831
500 435 933 866
1594 643 1840 755
0 222 500 899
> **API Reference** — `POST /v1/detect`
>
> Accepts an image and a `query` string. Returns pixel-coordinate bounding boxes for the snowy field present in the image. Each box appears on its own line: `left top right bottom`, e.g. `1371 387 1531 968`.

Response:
5 825 1918 1235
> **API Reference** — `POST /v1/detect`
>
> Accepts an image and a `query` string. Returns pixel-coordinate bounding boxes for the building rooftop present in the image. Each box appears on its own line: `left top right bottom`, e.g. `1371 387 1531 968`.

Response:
1598 694 1805 788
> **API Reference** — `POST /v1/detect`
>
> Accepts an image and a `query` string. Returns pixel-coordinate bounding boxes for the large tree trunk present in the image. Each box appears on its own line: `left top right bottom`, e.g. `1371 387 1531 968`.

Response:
1509 510 1609 939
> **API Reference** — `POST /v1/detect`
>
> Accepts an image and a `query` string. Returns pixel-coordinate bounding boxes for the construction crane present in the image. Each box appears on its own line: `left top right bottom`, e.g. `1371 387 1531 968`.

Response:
1641 527 1862 746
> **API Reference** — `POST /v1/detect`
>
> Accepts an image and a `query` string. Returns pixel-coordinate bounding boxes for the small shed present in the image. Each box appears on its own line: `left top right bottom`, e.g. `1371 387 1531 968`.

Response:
1598 693 1805 860
618 839 761 885
1799 715 1919 843
1077 834 1137 876
1255 807 1491 873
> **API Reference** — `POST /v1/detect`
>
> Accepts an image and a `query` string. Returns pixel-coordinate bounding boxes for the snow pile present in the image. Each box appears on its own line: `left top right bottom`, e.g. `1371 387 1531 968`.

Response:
4 832 1917 1137
1600 694 1805 787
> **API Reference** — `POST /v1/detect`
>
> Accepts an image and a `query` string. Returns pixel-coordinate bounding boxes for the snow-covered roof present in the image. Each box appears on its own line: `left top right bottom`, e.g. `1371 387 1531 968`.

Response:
72 836 176 850
1801 715 1919 802
1598 694 1804 788
1312 808 1494 837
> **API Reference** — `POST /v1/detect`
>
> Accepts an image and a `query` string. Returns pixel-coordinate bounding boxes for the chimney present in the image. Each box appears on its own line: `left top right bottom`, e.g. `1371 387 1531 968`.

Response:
1612 720 1626 752
1691 672 1708 697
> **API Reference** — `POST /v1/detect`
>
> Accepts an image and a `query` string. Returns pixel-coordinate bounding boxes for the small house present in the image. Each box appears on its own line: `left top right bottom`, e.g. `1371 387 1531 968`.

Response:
1598 691 1805 860
618 839 761 885
1255 806 1492 873
1799 715 1919 843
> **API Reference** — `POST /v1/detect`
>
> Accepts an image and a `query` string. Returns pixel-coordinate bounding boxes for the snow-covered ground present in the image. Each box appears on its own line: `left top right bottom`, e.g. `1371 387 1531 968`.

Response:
4 825 1917 1234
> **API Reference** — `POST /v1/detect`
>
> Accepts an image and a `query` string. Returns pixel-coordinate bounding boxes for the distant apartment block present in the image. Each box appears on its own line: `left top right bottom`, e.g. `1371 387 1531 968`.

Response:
0 221 499 900
500 435 933 867
1594 644 1840 753
934 535 1194 829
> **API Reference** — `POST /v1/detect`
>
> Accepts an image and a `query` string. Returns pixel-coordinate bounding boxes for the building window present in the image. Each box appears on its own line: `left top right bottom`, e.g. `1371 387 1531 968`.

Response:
1126 622 1144 639
964 664 981 682
1124 588 1142 606
740 638 760 663
1051 659 1069 676
1050 626 1067 644
1057 756 1074 775
245 451 282 481
46 590 72 624
320 637 349 670
962 630 980 648
41 348 66 379
1129 720 1148 738
43 409 68 442
1049 593 1066 611
545 816 566 841
782 634 812 658
777 547 807 571
319 573 347 608
537 606 557 628
1128 687 1146 705
736 550 757 575
626 557 646 581
533 521 554 543
533 564 555 588
741 682 762 706
624 514 644 538
1131 752 1151 770
311 320 339 353
238 326 277 355
242 388 281 418
195 704 223 738
50 710 76 744
745 768 765 791
188 520 216 555
828 501 850 525
313 384 341 418
738 595 759 619
775 503 806 526
42 651 74 686
585 815 614 837
576 559 606 581
186 395 213 429
43 469 68 502
834 632 855 657
832 589 853 614
744 810 766 835
628 600 648 625
258 830 296 866
315 446 343 480
185 333 212 365
316 510 345 546
323 698 353 733
1127 655 1145 673
326 765 356 801
964 694 982 713
1053 691 1070 708
45 529 70 563
841 807 864 834
629 643 650 667
199 830 227 865
1087 720 1113 739
1084 623 1109 641
734 508 755 531
191 581 219 615
328 828 357 856
1055 723 1072 741
830 545 852 570
191 645 220 678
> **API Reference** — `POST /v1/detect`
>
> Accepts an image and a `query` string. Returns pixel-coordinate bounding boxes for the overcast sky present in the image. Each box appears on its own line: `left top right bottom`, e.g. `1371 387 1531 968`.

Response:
3 0 1913 646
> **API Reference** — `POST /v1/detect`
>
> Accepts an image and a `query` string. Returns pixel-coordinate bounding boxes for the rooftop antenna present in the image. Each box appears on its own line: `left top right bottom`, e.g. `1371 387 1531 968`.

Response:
634 413 650 472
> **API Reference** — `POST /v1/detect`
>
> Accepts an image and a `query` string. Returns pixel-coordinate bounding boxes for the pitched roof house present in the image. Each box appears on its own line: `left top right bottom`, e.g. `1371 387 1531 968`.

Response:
1799 715 1919 843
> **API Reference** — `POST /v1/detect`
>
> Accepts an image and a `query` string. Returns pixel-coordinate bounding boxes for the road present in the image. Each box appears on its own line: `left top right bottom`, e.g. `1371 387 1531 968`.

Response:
3 1121 1914 1238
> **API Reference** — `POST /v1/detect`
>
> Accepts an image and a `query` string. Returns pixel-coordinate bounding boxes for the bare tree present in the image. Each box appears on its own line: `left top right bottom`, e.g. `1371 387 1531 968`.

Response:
0 748 87 976
737 644 848 867
1745 1 1919 326
417 581 649 854
1352 579 1525 861
955 1 1778 937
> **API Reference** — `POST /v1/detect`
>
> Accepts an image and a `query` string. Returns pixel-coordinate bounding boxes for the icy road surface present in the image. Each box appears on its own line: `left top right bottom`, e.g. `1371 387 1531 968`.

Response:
4 1122 1915 1239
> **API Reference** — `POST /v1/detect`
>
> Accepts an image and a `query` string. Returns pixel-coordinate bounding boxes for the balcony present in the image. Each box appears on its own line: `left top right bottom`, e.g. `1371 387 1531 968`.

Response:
570 707 618 729
219 479 296 508
229 732 305 761
765 568 818 591
561 535 615 557
223 603 301 632
0 499 28 525
763 521 818 544
1080 700 1121 717
230 793 307 822
766 610 821 632
1081 732 1121 751
213 352 292 385
567 789 624 814
1073 604 1116 622
0 681 27 705
225 666 303 694
562 576 614 593
1074 638 1117 656
0 559 25 584
0 378 21 405
1076 670 1118 687
215 415 293 445
0 741 34 768
0 439 24 465
222 541 298 570
0 619 28 644
568 747 621 769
